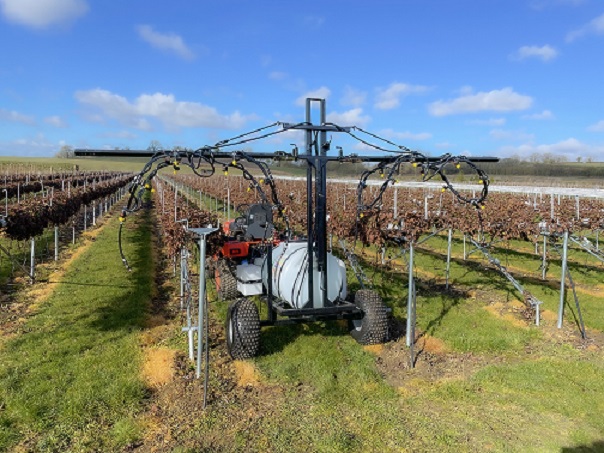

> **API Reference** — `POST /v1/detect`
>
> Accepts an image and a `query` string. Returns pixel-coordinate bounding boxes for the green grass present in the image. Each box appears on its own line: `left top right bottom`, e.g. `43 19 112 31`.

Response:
369 231 604 333
202 290 603 452
349 242 544 354
461 234 602 330
403 351 604 452
254 323 407 451
2 193 603 451
0 211 154 452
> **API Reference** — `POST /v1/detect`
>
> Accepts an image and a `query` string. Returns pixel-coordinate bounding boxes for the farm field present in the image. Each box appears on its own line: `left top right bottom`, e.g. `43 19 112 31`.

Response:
0 156 603 452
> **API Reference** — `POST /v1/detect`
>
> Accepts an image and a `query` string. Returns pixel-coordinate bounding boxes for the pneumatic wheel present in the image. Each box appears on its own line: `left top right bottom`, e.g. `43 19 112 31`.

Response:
226 298 261 359
349 289 388 345
215 261 238 301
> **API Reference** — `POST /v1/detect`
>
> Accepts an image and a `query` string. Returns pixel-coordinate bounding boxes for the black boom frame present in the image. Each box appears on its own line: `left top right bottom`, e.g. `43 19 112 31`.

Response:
75 98 498 327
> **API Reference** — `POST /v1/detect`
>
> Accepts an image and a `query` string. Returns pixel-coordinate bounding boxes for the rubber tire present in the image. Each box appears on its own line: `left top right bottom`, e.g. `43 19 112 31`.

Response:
226 298 261 359
349 289 388 345
215 261 238 301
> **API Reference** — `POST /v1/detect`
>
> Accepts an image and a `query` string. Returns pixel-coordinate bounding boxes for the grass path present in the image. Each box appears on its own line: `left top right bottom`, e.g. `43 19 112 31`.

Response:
0 210 154 452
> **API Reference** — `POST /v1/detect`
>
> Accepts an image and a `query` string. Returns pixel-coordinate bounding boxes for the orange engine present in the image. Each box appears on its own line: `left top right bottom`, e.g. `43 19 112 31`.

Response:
221 241 250 259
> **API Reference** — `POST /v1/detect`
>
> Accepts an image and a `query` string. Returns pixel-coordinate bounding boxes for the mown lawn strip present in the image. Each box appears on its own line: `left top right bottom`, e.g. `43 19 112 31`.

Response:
0 211 153 452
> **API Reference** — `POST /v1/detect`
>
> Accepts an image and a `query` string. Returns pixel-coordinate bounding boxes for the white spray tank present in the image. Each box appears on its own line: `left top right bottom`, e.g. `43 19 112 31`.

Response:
261 241 347 309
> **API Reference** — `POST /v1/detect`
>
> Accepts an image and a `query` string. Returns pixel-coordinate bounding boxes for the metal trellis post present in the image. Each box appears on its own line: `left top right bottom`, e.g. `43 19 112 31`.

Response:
54 226 59 261
406 241 415 347
189 227 218 408
30 238 35 281
446 228 453 289
557 231 569 329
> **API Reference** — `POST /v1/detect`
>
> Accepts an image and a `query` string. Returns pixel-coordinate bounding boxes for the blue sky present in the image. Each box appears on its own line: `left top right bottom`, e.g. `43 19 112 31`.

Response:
1 0 603 161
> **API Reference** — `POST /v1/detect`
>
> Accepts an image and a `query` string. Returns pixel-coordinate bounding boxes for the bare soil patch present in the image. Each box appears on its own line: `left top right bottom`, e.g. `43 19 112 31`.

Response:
143 348 177 389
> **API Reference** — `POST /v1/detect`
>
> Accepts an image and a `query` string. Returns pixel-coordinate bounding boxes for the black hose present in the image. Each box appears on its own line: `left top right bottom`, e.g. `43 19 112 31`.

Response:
118 221 132 272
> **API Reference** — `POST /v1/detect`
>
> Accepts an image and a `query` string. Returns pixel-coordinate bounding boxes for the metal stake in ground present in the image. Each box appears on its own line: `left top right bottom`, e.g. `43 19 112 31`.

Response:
406 241 415 347
189 227 218 409
446 228 453 289
557 231 569 329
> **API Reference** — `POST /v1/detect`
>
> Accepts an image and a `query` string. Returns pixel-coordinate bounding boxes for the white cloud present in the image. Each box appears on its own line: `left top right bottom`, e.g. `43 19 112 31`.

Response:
588 120 604 132
498 138 604 161
326 108 370 127
269 71 288 81
0 0 88 28
44 115 67 127
380 128 432 141
523 110 554 120
512 45 558 62
137 25 195 60
102 130 138 140
0 133 63 156
296 87 331 106
428 87 533 116
0 108 35 125
75 88 253 130
352 142 376 153
489 129 535 142
469 118 506 126
340 86 366 107
374 82 430 110
566 13 604 42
